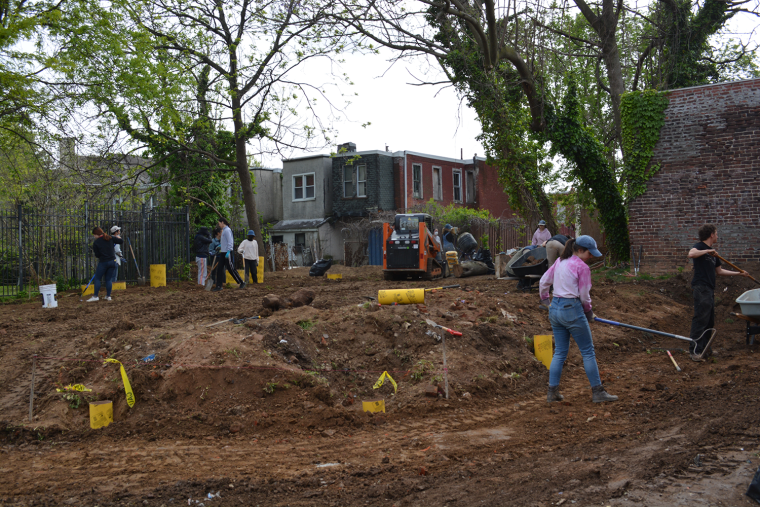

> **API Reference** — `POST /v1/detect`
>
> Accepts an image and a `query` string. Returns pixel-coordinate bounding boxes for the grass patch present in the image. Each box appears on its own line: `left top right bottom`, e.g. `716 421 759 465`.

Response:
297 319 315 331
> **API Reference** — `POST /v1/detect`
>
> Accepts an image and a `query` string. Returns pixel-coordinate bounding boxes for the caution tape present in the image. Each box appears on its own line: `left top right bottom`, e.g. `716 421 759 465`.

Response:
373 371 397 394
56 384 92 392
104 358 135 408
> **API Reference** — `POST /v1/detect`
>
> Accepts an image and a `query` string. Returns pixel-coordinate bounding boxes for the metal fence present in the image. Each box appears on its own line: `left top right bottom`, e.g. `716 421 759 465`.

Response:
0 203 190 296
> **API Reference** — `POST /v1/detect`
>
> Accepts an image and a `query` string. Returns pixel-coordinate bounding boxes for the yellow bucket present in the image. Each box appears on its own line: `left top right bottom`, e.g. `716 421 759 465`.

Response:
446 251 459 270
534 335 553 369
81 284 94 296
89 400 113 429
150 264 166 287
257 256 264 283
377 288 425 305
112 282 126 291
362 399 386 413
327 273 342 280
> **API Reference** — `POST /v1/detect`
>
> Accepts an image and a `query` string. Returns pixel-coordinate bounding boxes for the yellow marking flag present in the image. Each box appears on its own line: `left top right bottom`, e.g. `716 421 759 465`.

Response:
104 358 135 407
534 335 554 370
373 371 398 394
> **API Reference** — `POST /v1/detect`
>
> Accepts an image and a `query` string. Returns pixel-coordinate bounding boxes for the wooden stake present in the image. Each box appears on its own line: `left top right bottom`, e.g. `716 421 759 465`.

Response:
29 355 36 423
442 333 449 400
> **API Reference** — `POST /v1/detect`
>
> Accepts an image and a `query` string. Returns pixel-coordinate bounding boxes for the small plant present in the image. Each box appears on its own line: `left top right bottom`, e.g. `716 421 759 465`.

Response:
199 386 209 400
263 382 278 394
297 319 314 331
171 256 193 282
61 392 82 409
410 359 434 381
225 348 240 358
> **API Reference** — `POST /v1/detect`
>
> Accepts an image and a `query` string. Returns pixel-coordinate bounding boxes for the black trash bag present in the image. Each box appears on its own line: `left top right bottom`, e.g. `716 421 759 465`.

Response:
747 466 760 503
457 233 478 257
309 258 332 277
473 248 495 275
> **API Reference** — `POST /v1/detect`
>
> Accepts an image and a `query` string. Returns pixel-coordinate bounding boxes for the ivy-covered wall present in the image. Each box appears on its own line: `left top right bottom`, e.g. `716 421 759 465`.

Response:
628 78 760 274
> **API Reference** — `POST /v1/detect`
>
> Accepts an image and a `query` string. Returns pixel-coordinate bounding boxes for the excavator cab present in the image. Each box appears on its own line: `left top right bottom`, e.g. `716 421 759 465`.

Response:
383 213 446 280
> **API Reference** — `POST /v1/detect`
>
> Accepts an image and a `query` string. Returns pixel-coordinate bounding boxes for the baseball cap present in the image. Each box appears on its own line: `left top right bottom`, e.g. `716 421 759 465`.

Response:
247 230 255 236
538 220 546 226
110 226 122 233
575 235 602 257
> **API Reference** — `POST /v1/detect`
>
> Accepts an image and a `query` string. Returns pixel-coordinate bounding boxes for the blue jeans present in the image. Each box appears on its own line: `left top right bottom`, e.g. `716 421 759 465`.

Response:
112 263 119 283
94 260 117 297
548 297 601 388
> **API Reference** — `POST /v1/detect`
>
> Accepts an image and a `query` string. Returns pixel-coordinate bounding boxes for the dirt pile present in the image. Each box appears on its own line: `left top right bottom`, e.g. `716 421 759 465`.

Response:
0 265 759 506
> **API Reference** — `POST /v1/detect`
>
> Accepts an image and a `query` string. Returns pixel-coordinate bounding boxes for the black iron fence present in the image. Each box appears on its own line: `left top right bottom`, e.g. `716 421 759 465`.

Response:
0 203 190 296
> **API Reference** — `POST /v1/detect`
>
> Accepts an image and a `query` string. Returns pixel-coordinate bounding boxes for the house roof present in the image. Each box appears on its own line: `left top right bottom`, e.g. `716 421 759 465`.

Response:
271 218 329 231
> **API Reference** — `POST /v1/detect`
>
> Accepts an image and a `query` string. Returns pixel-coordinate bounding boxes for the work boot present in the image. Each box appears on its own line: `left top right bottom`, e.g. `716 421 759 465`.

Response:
591 385 618 403
547 385 564 402
238 283 246 289
211 286 223 292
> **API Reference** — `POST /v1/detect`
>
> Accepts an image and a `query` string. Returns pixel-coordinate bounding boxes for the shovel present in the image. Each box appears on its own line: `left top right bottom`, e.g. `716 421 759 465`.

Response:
594 317 717 360
425 284 460 292
712 251 759 285
127 238 146 286
206 315 261 328
204 258 219 291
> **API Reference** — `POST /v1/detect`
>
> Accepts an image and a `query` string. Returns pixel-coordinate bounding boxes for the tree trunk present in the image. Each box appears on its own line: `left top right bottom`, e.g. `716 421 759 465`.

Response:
231 94 264 255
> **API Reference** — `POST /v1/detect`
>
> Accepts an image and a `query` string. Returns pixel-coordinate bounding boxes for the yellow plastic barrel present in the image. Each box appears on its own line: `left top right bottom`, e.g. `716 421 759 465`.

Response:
81 284 94 296
150 264 166 287
257 256 264 283
112 282 127 291
362 399 386 413
89 400 113 429
377 288 425 305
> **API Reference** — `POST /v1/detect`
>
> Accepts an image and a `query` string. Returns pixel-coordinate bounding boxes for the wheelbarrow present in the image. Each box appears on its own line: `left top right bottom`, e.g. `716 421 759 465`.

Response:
509 247 548 291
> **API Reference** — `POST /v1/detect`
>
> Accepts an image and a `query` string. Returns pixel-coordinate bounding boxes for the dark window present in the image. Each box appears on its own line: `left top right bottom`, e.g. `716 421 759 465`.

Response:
295 233 306 246
453 170 462 202
413 164 422 198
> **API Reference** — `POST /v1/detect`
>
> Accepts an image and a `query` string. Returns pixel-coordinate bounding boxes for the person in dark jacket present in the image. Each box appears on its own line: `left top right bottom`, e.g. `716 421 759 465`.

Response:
193 227 213 285
88 227 124 302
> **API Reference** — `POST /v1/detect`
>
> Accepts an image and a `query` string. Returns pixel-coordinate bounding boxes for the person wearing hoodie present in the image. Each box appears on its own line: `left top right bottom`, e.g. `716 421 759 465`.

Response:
212 218 243 291
237 230 259 289
110 226 124 283
88 227 124 302
193 227 213 285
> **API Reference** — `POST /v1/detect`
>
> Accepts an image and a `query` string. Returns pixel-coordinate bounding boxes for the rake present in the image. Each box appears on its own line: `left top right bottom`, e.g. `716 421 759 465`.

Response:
594 317 717 360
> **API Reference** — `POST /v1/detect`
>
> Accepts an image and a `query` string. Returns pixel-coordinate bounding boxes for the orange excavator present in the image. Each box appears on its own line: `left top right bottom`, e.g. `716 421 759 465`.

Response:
382 213 448 280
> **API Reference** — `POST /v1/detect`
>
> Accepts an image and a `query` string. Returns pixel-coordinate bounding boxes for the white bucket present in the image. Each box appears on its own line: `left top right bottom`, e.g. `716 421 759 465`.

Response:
39 284 58 308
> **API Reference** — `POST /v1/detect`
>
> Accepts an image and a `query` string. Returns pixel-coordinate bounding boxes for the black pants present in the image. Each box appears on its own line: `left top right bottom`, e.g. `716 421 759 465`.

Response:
215 252 243 288
243 259 258 284
690 284 714 354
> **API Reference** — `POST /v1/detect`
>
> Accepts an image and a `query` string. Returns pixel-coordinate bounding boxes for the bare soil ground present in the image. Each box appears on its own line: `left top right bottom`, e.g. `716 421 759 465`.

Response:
1 264 759 507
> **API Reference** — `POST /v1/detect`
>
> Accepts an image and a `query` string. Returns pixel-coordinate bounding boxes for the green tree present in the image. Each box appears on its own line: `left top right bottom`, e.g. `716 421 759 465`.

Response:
55 0 358 253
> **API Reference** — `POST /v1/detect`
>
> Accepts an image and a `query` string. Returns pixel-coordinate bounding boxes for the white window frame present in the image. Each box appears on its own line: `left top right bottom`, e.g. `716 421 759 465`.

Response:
292 172 316 202
343 165 354 198
412 163 422 198
356 164 367 198
452 169 462 203
432 166 442 201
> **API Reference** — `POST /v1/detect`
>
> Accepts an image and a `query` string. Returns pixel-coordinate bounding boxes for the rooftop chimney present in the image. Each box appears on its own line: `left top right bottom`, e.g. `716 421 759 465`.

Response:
338 142 356 154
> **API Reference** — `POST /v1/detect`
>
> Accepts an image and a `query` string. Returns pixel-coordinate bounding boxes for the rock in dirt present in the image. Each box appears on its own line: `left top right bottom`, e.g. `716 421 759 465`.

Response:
263 294 290 311
321 429 336 438
289 288 315 307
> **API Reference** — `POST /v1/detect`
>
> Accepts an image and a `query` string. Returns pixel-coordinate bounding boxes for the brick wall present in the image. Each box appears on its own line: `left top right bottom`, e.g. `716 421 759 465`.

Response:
628 78 760 274
332 153 395 217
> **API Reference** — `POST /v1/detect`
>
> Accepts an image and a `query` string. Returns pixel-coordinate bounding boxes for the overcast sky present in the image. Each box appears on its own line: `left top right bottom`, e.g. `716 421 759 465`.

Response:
264 11 759 169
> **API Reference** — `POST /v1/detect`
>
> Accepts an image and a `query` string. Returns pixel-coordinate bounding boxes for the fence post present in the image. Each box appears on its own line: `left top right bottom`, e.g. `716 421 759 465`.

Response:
84 201 90 274
17 203 23 290
141 203 148 278
185 206 190 262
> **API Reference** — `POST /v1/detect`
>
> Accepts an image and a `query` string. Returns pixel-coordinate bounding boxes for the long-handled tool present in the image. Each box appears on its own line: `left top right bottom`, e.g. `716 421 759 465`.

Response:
666 350 681 372
425 284 460 292
712 251 759 285
79 273 97 301
206 315 261 328
127 238 146 286
204 258 219 291
594 317 716 360
424 318 462 400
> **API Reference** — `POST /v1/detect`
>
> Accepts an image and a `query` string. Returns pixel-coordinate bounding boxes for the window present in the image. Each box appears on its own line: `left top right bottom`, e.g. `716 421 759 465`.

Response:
453 170 462 202
293 173 315 201
356 165 367 197
432 167 442 200
343 164 367 198
412 164 422 198
466 171 475 203
343 166 354 197
295 233 306 246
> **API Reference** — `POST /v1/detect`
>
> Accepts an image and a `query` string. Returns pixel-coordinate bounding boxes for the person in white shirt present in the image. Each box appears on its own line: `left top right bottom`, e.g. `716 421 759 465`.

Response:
110 226 124 283
237 230 259 289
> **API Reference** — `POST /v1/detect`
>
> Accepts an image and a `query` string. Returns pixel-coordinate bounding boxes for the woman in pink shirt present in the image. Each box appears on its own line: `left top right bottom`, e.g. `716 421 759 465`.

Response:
538 236 618 403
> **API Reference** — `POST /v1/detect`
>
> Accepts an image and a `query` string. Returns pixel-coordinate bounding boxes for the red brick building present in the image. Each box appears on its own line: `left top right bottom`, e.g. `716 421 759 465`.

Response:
391 151 514 219
628 78 760 273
